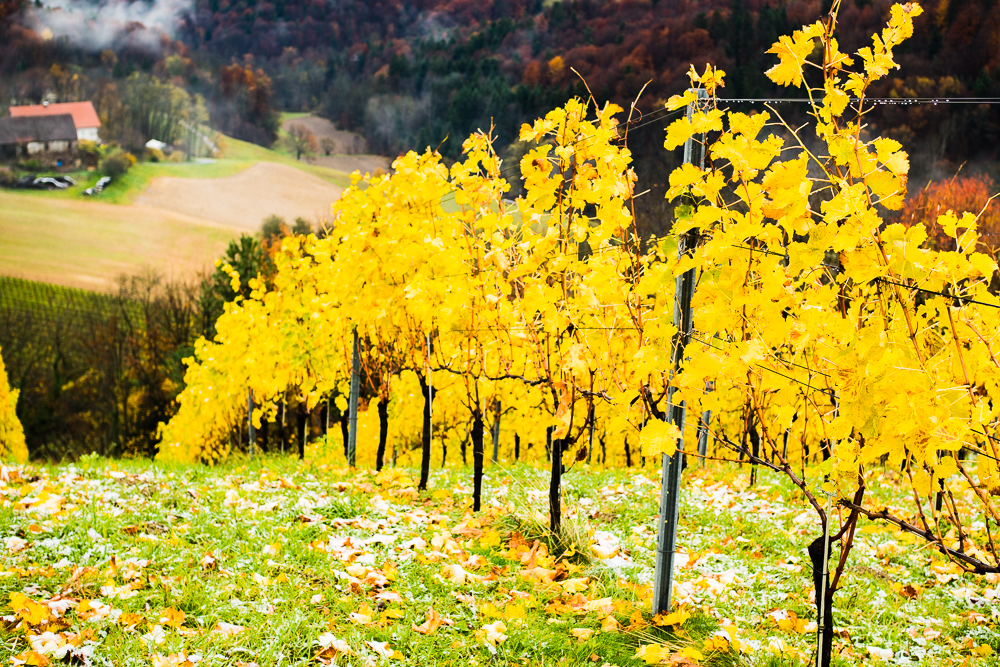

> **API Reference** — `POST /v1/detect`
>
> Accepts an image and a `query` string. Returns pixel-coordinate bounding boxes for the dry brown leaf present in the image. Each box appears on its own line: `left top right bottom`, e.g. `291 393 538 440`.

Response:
412 607 454 636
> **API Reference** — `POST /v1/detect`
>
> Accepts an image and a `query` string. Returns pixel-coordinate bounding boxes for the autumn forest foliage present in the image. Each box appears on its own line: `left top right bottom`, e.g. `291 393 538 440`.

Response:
3 0 1000 230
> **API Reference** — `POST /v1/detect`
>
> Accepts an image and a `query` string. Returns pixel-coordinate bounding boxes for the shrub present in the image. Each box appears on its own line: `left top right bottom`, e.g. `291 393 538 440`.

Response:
0 167 14 187
100 150 136 177
78 140 100 166
0 345 28 462
261 214 287 241
168 150 185 163
146 147 165 162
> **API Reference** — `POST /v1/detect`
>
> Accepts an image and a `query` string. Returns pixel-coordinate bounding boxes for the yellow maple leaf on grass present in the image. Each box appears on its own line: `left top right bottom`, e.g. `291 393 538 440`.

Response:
157 608 184 628
640 419 683 457
601 615 622 632
151 654 196 667
635 643 703 665
766 608 809 633
441 563 482 585
366 641 403 660
315 633 352 665
652 608 691 627
10 592 50 628
348 603 374 625
10 650 49 666
560 577 590 593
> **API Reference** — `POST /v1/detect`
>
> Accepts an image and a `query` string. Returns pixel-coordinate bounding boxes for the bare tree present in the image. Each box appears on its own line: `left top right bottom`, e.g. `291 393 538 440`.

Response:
286 124 317 160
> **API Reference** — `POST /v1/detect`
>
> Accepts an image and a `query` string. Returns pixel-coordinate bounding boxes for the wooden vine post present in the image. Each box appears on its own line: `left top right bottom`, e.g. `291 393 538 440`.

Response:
653 88 707 615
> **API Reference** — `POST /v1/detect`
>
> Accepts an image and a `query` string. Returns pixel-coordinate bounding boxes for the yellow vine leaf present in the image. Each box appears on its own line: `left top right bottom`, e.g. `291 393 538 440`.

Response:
640 419 682 457
765 22 822 88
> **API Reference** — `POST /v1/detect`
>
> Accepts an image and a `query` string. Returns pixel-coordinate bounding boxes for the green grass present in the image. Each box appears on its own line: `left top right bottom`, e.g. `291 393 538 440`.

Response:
280 111 312 123
220 135 352 188
100 160 256 204
10 160 255 205
0 130 358 289
0 456 997 666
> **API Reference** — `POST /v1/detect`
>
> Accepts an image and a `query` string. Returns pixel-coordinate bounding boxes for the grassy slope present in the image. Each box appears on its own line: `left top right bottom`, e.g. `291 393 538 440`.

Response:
221 135 352 188
0 189 233 290
19 161 257 205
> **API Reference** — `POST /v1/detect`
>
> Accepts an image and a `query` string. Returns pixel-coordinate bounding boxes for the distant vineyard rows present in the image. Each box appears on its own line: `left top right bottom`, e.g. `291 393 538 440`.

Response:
0 276 138 323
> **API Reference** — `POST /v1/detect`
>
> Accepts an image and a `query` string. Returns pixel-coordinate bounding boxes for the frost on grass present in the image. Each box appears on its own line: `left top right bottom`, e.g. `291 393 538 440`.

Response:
0 459 997 666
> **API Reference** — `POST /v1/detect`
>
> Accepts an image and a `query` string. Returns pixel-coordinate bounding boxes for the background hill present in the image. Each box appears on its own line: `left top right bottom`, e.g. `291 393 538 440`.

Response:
2 0 1000 234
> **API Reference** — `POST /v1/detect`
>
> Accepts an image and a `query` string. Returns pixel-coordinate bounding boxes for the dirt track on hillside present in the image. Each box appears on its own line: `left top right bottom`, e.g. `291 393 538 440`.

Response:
134 162 343 230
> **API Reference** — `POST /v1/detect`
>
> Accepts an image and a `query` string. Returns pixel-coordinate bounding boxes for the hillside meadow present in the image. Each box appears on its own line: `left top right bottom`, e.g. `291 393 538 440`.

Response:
0 192 234 290
0 128 380 290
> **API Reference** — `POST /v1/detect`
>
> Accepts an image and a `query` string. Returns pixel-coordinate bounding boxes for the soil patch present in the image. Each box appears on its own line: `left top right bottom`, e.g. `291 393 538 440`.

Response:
306 154 392 175
283 115 367 154
134 161 343 230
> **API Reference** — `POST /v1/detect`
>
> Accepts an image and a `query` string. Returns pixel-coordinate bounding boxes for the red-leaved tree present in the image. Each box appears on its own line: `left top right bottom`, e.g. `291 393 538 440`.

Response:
898 174 1000 259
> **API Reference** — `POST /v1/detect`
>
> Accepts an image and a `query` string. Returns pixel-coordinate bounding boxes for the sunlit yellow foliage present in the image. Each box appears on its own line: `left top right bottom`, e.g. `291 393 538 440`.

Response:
0 345 28 463
156 1 1000 572
666 1 1000 571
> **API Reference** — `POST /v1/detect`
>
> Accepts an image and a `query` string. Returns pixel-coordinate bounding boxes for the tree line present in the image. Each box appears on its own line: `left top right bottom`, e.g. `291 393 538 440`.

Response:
0 218 328 460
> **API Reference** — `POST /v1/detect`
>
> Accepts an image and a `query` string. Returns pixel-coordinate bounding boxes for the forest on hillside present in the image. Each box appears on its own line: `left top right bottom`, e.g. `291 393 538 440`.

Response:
2 0 1000 231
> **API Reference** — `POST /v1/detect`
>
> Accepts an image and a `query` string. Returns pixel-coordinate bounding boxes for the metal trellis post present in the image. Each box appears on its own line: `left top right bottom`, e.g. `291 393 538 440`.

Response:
347 327 360 467
696 410 711 467
653 88 708 616
427 331 433 448
491 398 501 464
587 400 595 465
248 389 256 459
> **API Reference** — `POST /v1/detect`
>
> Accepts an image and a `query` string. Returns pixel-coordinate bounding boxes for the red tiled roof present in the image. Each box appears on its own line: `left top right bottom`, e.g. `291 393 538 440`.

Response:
10 101 101 129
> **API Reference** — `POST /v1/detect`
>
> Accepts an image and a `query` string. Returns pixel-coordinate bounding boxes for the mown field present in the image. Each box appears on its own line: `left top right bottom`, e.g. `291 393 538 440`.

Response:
0 131 362 290
1 457 996 667
0 190 233 290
